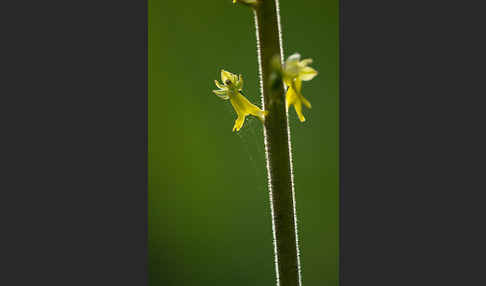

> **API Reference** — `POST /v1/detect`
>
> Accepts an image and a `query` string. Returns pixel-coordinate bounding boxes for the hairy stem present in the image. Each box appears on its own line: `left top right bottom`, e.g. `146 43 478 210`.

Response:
253 1 301 286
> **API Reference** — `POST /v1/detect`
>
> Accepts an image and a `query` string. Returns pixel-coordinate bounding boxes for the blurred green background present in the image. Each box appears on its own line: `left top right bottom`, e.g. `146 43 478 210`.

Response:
148 0 338 285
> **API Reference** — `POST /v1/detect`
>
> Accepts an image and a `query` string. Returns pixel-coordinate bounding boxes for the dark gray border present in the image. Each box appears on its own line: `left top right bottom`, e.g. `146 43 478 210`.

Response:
2 0 485 284
1 0 147 284
341 0 485 285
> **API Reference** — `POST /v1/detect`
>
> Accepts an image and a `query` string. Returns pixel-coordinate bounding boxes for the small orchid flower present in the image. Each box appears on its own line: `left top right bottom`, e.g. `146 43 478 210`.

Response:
283 53 318 122
213 70 268 132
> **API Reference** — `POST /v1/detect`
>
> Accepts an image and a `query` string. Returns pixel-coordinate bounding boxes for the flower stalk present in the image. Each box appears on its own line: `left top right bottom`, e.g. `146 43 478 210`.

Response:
253 1 302 286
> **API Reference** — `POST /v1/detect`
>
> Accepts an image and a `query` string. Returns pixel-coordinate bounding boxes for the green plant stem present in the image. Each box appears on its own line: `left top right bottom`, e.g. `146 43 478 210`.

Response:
253 1 301 286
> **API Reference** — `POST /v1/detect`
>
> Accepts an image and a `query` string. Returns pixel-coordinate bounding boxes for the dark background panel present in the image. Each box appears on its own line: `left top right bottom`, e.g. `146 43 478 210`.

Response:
1 0 147 285
341 0 486 285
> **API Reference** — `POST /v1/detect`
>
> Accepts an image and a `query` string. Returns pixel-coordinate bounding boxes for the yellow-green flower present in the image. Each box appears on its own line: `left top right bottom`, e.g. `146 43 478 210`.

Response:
213 70 268 132
283 53 318 122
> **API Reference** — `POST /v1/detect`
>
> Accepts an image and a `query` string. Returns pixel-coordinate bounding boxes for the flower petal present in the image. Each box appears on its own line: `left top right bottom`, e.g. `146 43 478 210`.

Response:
299 67 318 81
212 89 226 95
213 90 229 100
221 69 236 84
248 103 267 123
294 78 302 93
285 84 310 122
300 94 312 109
293 99 305 122
214 80 225 89
233 115 246 132
229 92 266 131
285 86 298 111
286 53 301 64
237 74 244 89
299 58 313 67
